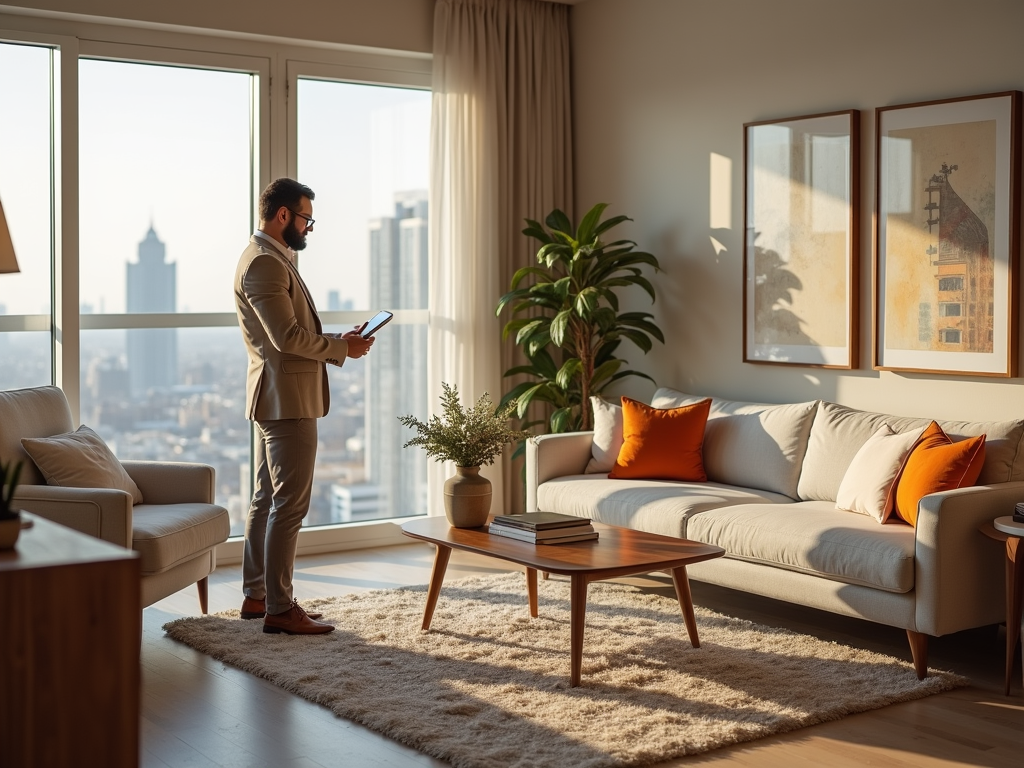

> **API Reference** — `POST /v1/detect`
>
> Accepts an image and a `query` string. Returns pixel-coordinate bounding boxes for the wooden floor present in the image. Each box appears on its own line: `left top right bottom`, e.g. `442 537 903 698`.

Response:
144 542 1024 768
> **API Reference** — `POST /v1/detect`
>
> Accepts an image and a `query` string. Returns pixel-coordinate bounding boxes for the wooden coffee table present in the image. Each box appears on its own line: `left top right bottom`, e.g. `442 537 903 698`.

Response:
400 516 726 687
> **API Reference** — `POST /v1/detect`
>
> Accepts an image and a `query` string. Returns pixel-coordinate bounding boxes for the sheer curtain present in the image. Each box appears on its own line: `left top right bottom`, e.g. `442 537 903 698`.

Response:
428 0 573 515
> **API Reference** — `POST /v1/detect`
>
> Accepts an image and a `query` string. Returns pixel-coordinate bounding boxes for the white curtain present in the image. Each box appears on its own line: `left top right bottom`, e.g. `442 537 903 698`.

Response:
428 0 573 515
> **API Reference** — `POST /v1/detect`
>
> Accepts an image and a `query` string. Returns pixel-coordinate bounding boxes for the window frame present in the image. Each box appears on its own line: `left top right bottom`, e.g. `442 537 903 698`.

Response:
0 11 434 551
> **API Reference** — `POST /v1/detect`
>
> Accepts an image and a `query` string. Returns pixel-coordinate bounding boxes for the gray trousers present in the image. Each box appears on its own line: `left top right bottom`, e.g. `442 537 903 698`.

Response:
242 418 318 615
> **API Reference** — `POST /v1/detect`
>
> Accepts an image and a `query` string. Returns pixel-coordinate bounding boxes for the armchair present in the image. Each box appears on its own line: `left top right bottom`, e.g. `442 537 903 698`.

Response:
0 385 230 611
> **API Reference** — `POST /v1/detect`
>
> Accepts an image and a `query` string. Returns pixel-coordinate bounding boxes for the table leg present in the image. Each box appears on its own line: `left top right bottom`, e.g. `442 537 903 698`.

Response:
1006 536 1023 695
671 565 701 648
525 568 538 618
570 575 588 687
421 545 452 631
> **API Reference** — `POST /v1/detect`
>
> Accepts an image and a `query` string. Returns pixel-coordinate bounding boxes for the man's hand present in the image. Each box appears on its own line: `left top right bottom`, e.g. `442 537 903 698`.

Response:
342 327 374 359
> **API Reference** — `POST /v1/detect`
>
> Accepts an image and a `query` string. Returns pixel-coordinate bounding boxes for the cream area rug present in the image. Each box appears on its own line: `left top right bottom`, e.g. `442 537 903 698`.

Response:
163 572 966 768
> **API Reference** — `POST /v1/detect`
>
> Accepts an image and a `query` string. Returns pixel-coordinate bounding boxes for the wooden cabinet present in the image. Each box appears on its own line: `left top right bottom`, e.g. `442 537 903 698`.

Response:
0 513 141 768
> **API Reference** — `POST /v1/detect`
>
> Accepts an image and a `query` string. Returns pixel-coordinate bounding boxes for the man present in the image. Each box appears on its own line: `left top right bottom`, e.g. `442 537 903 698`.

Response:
234 178 373 635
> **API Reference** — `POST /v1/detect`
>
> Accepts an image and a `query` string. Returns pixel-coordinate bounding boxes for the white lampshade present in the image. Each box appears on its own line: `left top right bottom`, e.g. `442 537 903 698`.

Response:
0 195 20 274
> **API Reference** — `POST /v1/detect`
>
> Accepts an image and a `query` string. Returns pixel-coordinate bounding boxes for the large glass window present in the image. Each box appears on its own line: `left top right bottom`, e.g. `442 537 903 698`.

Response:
78 59 256 529
0 41 56 389
297 80 430 523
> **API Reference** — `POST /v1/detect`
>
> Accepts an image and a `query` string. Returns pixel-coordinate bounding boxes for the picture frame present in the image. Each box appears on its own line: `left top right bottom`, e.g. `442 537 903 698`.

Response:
874 91 1021 376
743 110 859 368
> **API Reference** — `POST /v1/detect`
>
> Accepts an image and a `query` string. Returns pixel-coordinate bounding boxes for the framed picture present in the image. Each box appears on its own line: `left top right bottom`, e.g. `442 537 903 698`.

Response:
874 91 1021 376
743 110 860 368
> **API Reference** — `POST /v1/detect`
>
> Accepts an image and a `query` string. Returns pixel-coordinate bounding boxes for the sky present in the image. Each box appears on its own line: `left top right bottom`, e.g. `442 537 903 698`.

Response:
0 42 430 317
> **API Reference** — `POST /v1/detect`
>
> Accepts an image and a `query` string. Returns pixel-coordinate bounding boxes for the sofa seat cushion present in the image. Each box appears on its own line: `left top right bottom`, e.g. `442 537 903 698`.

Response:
685 501 916 593
131 503 230 575
537 475 792 539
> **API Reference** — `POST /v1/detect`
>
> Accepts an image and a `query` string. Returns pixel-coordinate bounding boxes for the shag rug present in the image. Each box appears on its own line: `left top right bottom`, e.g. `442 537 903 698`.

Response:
163 572 967 768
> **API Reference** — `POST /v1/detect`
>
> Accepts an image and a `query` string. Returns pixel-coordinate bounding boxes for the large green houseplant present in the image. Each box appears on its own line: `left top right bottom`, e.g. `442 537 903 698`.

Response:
496 203 663 436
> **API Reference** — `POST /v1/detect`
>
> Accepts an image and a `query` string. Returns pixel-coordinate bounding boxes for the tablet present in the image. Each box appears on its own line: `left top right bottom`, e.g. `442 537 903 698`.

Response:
360 310 393 337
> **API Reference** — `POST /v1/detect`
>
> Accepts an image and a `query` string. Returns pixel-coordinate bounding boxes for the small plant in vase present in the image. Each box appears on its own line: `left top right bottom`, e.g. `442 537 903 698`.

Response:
0 459 24 549
399 383 532 527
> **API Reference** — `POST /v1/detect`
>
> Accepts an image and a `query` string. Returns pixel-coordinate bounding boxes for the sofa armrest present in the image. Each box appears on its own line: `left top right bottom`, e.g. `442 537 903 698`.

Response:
122 461 216 505
12 485 133 549
525 432 595 512
913 481 1024 636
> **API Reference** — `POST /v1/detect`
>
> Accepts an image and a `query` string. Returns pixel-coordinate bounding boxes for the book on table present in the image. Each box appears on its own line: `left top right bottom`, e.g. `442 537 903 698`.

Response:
490 511 591 531
487 523 598 545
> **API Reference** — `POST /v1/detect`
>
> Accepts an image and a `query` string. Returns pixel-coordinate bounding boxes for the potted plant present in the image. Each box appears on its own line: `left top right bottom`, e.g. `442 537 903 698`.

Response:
399 383 531 528
0 459 24 550
495 203 664 438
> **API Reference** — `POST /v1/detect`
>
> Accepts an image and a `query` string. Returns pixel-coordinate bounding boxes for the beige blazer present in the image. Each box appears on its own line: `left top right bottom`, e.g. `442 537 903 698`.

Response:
234 234 349 421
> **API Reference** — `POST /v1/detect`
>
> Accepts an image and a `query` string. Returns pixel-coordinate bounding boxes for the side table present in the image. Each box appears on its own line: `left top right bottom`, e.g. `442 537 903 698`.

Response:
0 512 142 767
982 516 1024 695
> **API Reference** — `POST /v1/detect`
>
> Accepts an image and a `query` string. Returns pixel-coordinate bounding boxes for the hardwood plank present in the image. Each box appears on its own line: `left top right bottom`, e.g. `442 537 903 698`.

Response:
142 542 1024 768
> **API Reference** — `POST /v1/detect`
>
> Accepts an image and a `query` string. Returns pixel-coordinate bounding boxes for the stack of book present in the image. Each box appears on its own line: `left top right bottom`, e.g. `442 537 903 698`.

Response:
1014 501 1024 524
488 512 598 544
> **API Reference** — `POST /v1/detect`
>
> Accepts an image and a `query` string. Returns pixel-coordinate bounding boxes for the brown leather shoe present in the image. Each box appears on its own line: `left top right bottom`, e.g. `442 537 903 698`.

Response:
263 601 334 635
242 596 322 620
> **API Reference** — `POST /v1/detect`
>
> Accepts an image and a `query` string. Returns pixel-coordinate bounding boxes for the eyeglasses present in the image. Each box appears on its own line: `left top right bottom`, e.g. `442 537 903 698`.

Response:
288 209 315 229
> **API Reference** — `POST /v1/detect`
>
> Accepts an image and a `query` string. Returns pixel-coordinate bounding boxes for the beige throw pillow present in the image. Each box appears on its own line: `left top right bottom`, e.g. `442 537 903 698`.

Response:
22 425 144 504
835 423 924 523
585 396 624 474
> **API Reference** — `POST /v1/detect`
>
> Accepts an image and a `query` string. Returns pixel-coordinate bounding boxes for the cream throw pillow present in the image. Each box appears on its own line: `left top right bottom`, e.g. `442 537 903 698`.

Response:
835 423 924 522
22 425 144 504
585 396 624 473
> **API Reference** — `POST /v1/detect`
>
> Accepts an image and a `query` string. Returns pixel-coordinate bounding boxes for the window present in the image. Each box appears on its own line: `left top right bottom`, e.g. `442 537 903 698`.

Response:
78 57 259 533
938 303 962 317
296 78 431 524
938 276 963 291
0 41 55 390
941 329 962 344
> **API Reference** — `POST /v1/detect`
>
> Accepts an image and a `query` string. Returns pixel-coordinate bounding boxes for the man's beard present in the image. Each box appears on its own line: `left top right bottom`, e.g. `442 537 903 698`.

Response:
283 217 307 251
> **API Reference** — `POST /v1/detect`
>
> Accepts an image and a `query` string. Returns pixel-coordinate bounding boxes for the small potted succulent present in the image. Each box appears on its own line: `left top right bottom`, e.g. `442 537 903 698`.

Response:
0 459 24 549
399 383 532 527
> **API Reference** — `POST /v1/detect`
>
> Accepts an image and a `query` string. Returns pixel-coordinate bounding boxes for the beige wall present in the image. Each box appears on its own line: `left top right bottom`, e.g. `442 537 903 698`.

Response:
0 0 434 52
570 0 1024 422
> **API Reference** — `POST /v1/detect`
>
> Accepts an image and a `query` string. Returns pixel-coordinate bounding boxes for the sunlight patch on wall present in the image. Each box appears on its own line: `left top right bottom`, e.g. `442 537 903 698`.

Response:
710 152 732 230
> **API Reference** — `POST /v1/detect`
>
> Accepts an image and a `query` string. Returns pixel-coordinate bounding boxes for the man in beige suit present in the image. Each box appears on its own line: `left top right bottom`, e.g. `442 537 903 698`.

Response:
234 178 373 635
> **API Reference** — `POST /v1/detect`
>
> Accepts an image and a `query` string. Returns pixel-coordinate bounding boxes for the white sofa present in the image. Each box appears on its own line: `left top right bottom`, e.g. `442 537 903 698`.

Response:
526 387 1023 678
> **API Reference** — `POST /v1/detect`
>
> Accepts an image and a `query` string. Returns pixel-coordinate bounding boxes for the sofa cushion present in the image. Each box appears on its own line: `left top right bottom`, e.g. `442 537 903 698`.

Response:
537 474 792 539
652 388 817 499
685 501 917 593
835 423 925 523
893 422 986 527
130 502 230 575
609 397 710 481
585 396 623 474
797 401 1024 502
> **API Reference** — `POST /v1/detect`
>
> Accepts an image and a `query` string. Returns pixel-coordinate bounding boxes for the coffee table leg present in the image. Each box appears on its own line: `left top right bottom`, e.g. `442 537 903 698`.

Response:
421 545 452 631
525 568 538 618
570 574 588 687
671 565 701 648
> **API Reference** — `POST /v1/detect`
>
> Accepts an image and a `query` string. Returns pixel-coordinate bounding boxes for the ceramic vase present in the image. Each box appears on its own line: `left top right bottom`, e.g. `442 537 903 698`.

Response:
443 466 492 528
0 513 21 550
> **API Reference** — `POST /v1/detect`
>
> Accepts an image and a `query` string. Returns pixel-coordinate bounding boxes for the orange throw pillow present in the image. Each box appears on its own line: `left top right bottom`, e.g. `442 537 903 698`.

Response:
893 421 986 527
609 396 710 481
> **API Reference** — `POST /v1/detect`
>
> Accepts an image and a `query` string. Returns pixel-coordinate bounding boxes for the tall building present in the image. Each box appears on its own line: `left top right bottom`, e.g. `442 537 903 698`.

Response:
126 225 178 396
367 191 428 518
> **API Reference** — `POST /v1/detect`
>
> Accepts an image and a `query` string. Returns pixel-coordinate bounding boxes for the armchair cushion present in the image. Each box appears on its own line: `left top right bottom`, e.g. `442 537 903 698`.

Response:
131 502 230 575
21 425 144 504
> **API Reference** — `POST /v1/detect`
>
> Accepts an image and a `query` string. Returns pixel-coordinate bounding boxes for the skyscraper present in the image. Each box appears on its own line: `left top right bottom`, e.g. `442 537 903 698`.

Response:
126 225 177 397
367 191 428 518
